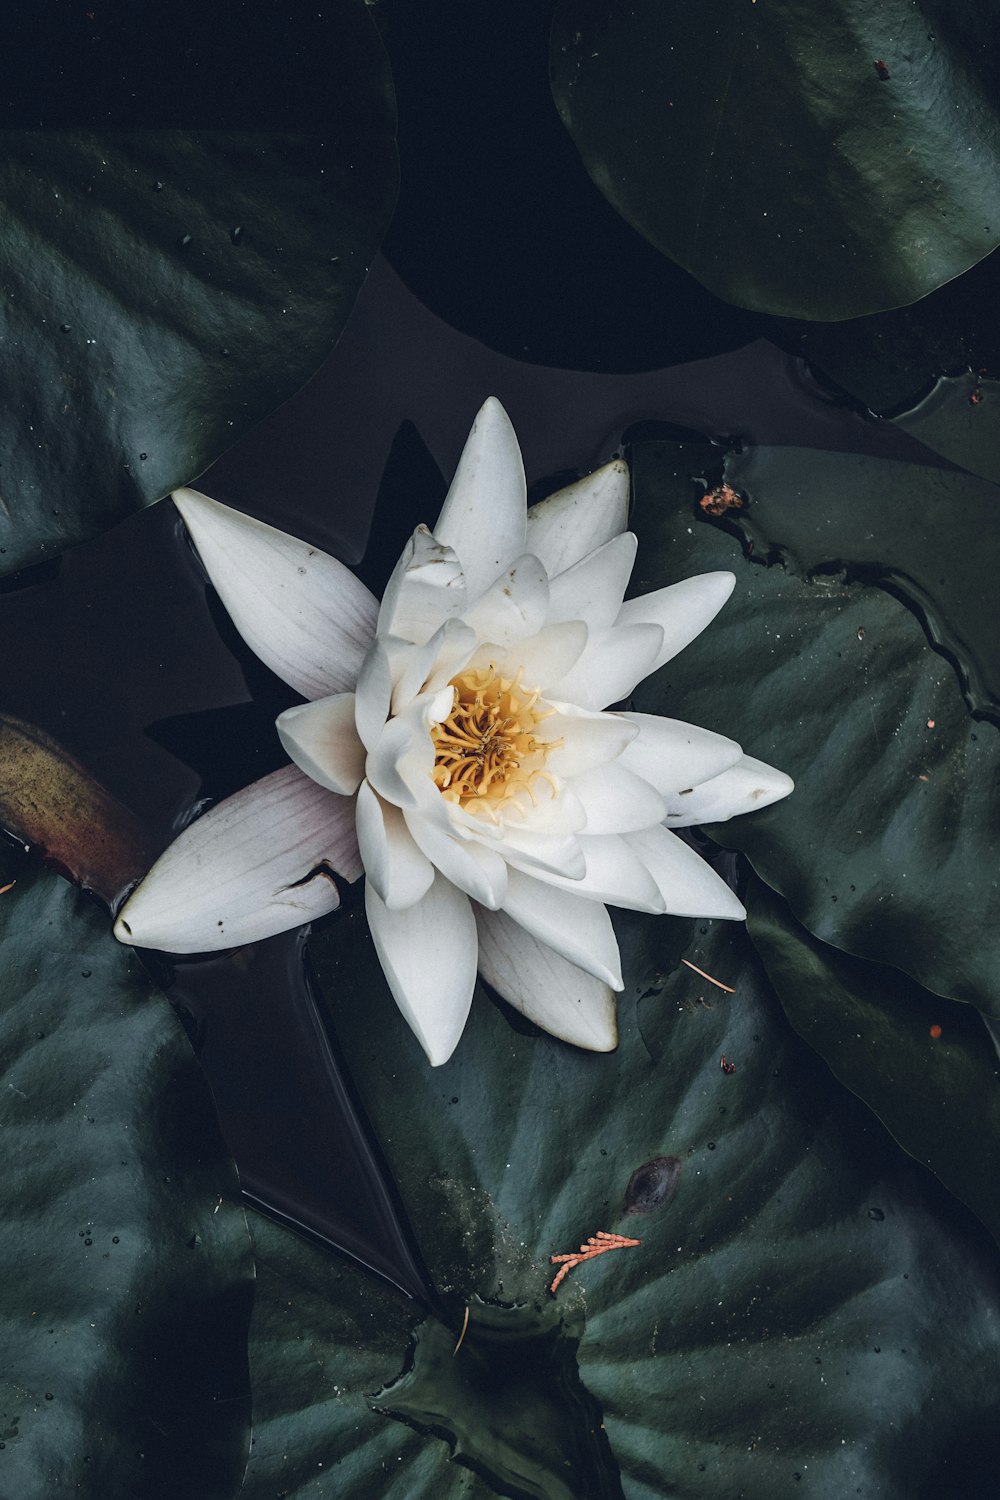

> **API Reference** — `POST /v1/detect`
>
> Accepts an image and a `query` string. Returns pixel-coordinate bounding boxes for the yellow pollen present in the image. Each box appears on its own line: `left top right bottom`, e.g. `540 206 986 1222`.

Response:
431 666 561 812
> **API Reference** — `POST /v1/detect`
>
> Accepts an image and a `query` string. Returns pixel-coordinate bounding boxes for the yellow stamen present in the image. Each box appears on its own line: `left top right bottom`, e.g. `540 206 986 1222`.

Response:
431 665 561 815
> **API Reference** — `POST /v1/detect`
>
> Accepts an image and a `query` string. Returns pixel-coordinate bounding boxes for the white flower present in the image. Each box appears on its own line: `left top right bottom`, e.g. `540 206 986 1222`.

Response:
115 399 792 1064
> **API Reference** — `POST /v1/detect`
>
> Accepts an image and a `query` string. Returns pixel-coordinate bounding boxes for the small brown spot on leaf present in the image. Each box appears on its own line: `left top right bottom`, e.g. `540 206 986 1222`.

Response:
623 1155 682 1216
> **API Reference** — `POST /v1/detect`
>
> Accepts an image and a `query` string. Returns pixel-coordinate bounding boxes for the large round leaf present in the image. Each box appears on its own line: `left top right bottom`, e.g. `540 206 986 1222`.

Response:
0 851 254 1497
0 0 397 578
550 0 1000 319
274 905 1000 1497
629 439 1000 1018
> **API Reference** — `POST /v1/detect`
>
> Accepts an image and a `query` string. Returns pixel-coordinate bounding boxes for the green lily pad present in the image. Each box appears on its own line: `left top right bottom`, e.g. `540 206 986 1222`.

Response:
716 439 1000 720
0 0 397 578
629 439 1000 1019
550 0 1000 319
891 374 1000 484
262 904 1000 1497
746 876 1000 1247
0 850 254 1495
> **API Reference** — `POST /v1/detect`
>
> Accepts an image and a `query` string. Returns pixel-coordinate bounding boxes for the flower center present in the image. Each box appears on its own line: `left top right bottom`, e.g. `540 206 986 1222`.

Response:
431 666 559 811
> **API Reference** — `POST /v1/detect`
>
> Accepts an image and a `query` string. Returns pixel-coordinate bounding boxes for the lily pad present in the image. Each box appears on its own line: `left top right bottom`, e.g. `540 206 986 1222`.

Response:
288 904 1000 1497
746 876 1000 1247
0 0 397 578
716 438 1000 720
0 850 254 1497
550 0 1000 319
630 438 1000 1018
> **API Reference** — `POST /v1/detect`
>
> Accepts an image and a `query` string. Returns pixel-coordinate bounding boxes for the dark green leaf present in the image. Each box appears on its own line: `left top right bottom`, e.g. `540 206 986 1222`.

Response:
0 1 397 577
746 876 1000 1246
242 1218 492 1500
630 438 1000 1018
550 0 1000 319
892 373 1000 484
0 852 253 1497
717 439 1000 719
279 905 1000 1497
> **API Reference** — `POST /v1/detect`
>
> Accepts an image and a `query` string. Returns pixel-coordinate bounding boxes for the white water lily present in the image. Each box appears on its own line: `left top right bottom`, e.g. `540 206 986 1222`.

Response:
115 399 792 1064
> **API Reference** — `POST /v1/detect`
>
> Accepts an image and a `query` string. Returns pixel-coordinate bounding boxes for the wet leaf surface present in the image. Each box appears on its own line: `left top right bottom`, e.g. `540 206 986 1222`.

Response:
551 0 1000 319
285 904 1000 1498
746 876 1000 1247
631 438 1000 1018
0 0 397 577
0 851 254 1498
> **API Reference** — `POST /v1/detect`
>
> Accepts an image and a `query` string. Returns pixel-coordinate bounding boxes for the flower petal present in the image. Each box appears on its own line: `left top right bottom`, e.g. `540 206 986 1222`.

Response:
546 622 664 710
569 762 667 835
364 687 451 808
510 833 664 913
461 553 550 647
356 781 435 910
392 619 478 715
481 621 588 693
624 826 747 919
616 571 735 675
546 532 637 631
432 398 527 602
366 873 478 1065
354 640 394 752
377 525 467 645
114 765 362 953
404 810 508 909
544 702 638 777
277 693 366 795
663 754 795 827
475 907 618 1051
525 460 630 575
617 712 743 796
172 488 377 700
501 868 623 988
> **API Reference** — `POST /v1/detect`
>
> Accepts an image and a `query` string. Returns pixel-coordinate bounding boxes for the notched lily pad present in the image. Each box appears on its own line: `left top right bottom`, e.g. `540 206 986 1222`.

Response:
374 1298 625 1500
299 904 1000 1497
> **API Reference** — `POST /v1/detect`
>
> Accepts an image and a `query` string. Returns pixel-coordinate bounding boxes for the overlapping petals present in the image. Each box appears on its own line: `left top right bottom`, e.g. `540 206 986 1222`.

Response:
116 397 793 1065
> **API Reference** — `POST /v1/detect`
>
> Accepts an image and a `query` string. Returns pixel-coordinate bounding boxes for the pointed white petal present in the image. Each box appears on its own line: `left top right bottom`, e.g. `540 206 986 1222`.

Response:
618 712 743 796
547 623 663 711
569 762 666 834
616 571 735 675
479 621 588 693
482 827 587 882
392 619 477 715
543 703 638 778
354 641 394 752
356 781 434 910
510 833 664 913
377 526 467 645
404 810 508 909
546 533 637 631
525 460 630 575
364 687 450 808
433 398 527 602
501 868 623 987
114 765 362 953
663 754 795 827
476 907 618 1051
366 874 478 1065
172 488 377 700
461 553 549 647
625 826 746 919
277 693 366 795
